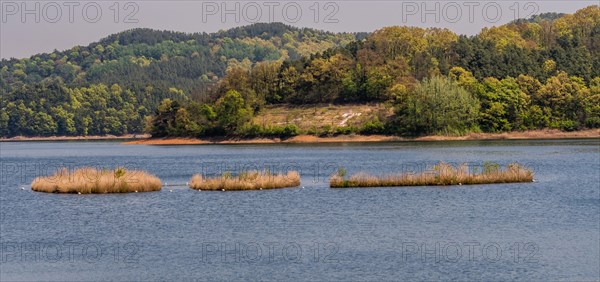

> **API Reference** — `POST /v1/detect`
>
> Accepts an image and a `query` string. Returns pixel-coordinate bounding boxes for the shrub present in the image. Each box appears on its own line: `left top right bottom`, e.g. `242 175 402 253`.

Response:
359 117 385 135
550 120 579 131
237 123 262 138
281 124 300 137
335 126 356 135
319 125 334 137
114 167 126 178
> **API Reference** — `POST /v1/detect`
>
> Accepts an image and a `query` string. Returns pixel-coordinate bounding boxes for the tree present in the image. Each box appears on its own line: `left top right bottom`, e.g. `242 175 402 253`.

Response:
479 26 529 50
215 90 253 133
536 71 591 129
585 77 600 127
49 106 75 135
251 61 282 104
150 98 180 137
295 53 354 103
367 26 427 61
0 110 8 137
478 77 531 132
396 76 480 135
218 67 260 110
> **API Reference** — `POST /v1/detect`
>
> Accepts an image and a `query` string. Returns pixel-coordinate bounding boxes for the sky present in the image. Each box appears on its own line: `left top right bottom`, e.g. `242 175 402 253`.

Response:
1 0 598 59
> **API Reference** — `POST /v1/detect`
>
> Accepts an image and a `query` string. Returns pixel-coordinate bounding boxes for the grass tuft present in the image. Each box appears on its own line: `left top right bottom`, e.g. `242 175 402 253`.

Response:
31 167 162 194
330 162 533 188
189 170 300 191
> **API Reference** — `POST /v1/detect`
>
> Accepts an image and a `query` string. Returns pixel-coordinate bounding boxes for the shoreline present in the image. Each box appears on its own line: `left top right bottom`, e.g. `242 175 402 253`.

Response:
2 130 598 144
0 134 151 142
121 129 600 145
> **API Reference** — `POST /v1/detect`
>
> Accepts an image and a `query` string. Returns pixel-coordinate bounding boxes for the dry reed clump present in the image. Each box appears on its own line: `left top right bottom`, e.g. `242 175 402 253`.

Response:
330 162 533 188
31 167 162 194
189 170 300 191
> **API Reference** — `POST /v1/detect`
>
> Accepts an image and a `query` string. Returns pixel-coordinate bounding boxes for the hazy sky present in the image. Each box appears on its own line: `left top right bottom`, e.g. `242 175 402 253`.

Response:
1 0 597 59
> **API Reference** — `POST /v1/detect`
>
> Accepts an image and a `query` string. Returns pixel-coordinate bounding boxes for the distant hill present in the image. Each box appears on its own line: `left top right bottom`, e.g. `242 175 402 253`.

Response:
1 6 599 138
510 12 566 24
1 22 358 96
0 23 358 136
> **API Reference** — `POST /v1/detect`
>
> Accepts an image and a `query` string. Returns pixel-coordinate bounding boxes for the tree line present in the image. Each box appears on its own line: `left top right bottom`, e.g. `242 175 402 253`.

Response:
0 23 357 137
149 6 600 137
1 7 599 137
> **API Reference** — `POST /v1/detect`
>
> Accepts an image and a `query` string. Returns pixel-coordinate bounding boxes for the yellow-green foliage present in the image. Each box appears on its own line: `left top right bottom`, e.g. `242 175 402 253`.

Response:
330 162 533 188
189 170 300 191
32 167 162 194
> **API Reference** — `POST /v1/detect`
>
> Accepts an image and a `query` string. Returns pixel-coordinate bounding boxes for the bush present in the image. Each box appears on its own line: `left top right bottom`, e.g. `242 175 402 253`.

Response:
281 124 300 137
306 126 319 135
319 125 334 137
585 116 600 128
550 120 579 131
237 123 262 138
335 126 357 135
258 124 301 138
359 118 385 135
114 167 126 178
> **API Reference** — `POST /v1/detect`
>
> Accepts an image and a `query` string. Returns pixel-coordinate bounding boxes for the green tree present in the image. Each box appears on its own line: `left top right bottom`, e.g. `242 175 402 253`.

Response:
584 77 600 127
0 110 8 137
215 90 253 133
536 71 591 128
478 77 531 132
397 76 480 135
150 98 180 137
52 106 76 135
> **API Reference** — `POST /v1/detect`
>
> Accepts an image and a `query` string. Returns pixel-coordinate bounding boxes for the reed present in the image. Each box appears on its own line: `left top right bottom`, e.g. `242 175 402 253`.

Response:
330 162 533 188
31 167 162 194
189 170 300 191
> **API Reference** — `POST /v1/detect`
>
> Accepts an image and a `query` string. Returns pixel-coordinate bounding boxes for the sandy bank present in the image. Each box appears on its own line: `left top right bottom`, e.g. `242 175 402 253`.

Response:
122 129 599 145
1 134 151 142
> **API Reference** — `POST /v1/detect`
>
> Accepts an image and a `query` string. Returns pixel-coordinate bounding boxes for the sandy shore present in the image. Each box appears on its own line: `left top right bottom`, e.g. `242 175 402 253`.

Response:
1 134 151 142
122 129 599 145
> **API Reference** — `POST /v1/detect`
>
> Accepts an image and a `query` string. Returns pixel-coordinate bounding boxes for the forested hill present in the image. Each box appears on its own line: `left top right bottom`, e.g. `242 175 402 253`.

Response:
0 23 358 136
149 6 599 138
2 6 600 138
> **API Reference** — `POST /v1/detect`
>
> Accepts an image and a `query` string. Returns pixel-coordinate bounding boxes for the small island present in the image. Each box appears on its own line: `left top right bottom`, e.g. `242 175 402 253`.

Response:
189 170 300 191
330 162 534 188
31 167 162 194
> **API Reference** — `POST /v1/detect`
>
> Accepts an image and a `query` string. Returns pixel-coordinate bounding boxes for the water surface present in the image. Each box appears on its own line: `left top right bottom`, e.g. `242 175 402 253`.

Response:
1 140 599 281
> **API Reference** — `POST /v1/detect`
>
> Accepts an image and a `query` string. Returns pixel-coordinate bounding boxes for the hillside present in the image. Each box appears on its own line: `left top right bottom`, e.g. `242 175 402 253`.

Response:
0 23 358 137
147 6 599 139
253 104 394 134
1 6 599 138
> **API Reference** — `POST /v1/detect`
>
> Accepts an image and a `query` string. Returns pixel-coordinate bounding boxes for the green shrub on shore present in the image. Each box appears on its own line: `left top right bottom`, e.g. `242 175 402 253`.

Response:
189 170 300 191
359 117 385 135
330 162 533 188
32 167 162 194
237 123 301 138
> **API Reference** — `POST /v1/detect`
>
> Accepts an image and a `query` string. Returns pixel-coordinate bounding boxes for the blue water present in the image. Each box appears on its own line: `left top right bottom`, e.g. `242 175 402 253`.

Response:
1 140 599 281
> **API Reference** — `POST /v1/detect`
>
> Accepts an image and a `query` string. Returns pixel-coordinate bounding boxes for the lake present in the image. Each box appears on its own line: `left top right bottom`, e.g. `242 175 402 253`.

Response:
1 140 599 281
